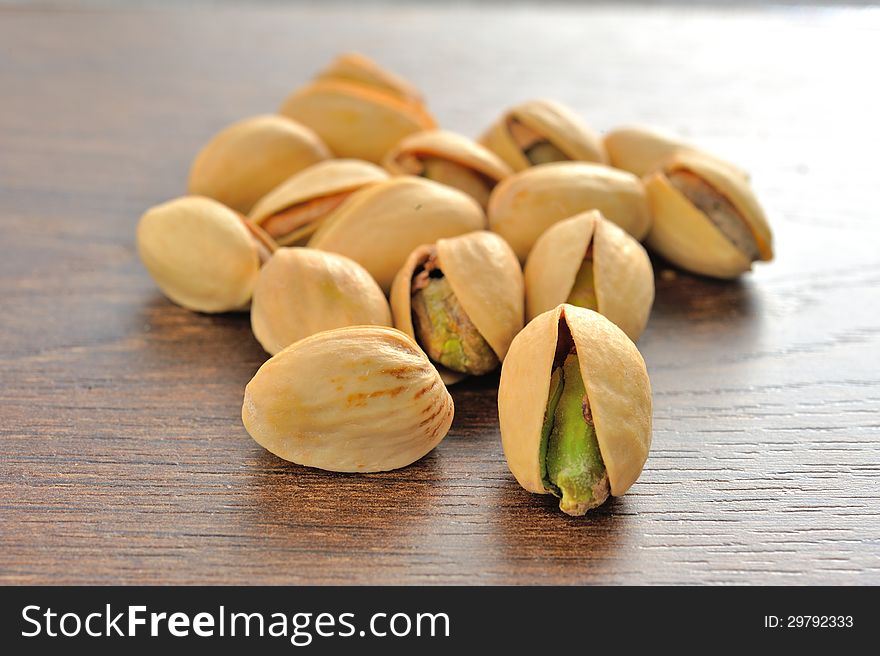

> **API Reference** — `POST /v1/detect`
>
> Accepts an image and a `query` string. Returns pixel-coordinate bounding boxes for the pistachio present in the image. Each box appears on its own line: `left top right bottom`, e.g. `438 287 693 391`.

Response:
242 326 453 473
644 151 773 278
479 99 607 172
136 196 276 313
316 52 423 104
187 115 331 214
249 159 389 246
382 130 513 210
390 231 524 384
498 304 652 515
488 161 652 262
308 176 486 293
524 210 654 341
250 247 392 356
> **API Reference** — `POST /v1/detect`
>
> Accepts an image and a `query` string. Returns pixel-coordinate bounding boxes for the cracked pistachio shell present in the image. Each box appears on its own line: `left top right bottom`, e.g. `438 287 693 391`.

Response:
308 176 486 293
279 80 437 163
498 304 652 498
525 210 654 341
644 151 773 279
249 159 389 246
136 196 266 313
479 99 607 172
390 231 525 384
488 161 652 262
242 326 453 473
316 52 424 104
187 115 331 214
251 247 392 356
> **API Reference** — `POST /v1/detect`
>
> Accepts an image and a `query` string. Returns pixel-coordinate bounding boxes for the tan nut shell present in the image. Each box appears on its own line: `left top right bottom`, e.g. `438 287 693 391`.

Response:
279 80 437 163
644 151 773 279
251 248 392 355
242 326 453 473
187 115 331 214
479 99 607 172
525 211 654 341
316 52 423 104
488 161 652 261
308 176 487 292
498 304 652 497
136 196 260 313
390 231 525 384
249 159 389 246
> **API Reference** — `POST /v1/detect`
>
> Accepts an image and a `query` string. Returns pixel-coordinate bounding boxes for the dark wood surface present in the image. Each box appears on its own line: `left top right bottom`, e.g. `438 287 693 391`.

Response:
1 4 879 585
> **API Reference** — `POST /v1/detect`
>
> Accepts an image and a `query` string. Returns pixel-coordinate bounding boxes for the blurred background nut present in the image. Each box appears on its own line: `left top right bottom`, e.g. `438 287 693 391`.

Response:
249 159 389 246
242 326 454 473
644 151 773 278
488 161 652 262
390 231 524 383
250 247 392 356
308 176 486 292
187 114 331 214
316 52 424 104
382 130 513 210
498 304 652 516
479 99 607 172
525 210 654 341
137 196 275 313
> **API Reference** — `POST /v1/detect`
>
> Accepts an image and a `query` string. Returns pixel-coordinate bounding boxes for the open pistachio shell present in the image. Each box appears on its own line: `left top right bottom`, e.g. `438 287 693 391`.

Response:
308 176 486 292
187 115 331 214
382 130 513 210
251 247 392 356
390 231 524 384
498 304 652 502
644 151 773 279
316 52 423 104
136 196 267 313
479 99 607 172
525 210 654 341
249 159 389 246
488 161 652 262
279 80 437 163
242 326 453 473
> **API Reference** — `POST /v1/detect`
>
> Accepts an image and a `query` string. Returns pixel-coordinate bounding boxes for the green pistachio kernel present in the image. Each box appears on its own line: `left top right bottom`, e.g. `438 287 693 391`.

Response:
565 255 598 311
524 141 568 166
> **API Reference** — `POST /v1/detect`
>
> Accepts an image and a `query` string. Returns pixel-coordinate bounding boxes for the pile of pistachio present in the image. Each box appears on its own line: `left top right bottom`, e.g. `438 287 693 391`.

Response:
137 53 773 516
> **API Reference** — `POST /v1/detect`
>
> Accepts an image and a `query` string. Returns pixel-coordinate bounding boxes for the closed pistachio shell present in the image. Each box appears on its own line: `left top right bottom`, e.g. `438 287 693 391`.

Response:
136 196 264 313
644 151 773 279
525 210 654 341
187 115 331 214
316 52 423 104
498 304 652 498
479 99 607 172
309 176 486 292
279 80 437 163
488 161 652 262
242 326 453 473
250 248 392 355
249 159 389 246
390 231 524 383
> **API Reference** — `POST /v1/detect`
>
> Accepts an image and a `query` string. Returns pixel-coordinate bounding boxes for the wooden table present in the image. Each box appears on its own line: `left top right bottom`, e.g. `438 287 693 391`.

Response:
1 3 878 585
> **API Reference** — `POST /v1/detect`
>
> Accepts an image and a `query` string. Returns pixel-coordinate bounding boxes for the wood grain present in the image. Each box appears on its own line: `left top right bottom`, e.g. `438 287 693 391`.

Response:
1 4 879 585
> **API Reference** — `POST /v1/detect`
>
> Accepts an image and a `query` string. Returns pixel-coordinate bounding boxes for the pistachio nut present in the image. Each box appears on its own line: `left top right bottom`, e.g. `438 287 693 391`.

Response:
187 115 331 214
250 247 392 355
316 52 423 104
382 130 513 210
525 210 654 341
249 159 389 246
308 176 486 292
498 304 652 515
279 80 437 163
479 99 607 172
644 151 773 278
137 196 276 313
604 125 749 179
390 231 524 383
242 326 453 472
488 161 652 262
